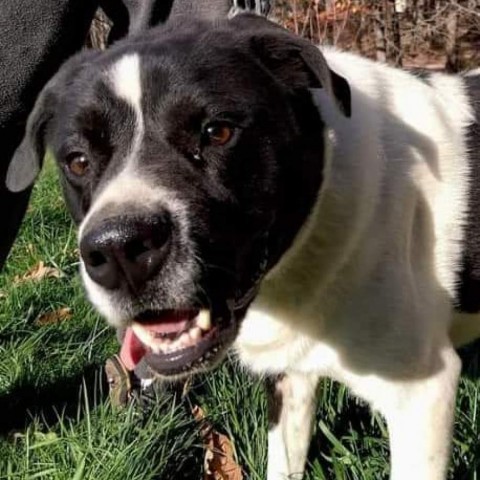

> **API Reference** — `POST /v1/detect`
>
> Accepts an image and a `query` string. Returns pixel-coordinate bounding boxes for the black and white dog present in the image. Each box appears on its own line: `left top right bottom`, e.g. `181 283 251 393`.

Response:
6 9 480 480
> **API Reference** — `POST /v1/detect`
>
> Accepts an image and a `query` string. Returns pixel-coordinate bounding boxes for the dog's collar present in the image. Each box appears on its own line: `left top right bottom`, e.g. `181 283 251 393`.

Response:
233 230 270 311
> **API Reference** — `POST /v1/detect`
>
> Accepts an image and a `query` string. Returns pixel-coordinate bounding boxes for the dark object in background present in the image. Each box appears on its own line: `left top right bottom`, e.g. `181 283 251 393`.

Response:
0 0 98 270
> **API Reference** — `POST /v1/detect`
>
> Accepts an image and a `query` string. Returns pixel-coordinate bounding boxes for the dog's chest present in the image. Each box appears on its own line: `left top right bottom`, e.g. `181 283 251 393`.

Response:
235 306 337 375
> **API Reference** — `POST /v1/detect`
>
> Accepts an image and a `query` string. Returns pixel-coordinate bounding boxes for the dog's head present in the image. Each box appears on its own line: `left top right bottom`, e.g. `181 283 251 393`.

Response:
7 14 350 378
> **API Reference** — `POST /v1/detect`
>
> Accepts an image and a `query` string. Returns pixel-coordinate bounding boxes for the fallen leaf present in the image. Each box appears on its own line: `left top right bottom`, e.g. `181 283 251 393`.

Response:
35 307 72 326
15 261 62 284
192 405 243 480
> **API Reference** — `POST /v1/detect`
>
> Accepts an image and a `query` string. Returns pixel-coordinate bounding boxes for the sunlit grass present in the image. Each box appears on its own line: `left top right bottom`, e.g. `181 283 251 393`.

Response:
0 162 479 479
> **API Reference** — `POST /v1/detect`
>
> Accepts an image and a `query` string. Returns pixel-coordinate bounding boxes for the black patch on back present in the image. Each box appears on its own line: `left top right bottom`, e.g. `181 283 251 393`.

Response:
455 73 480 313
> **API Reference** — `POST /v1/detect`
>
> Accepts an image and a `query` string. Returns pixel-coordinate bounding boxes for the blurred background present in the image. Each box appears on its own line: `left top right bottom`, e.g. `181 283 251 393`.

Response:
88 1 480 72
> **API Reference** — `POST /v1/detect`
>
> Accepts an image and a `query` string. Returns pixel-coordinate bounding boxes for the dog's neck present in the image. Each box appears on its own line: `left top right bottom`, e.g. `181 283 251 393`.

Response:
255 84 384 323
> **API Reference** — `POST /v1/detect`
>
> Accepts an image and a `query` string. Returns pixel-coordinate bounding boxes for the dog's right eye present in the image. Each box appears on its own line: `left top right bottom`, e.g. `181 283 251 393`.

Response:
203 122 234 147
66 152 90 177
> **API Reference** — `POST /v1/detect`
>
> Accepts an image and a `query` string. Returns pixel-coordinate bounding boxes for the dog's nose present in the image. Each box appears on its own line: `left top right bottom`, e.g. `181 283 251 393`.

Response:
80 214 172 290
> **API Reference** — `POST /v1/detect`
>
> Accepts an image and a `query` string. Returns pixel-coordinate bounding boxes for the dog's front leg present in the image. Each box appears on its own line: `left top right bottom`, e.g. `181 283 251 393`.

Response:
265 372 319 480
379 346 461 480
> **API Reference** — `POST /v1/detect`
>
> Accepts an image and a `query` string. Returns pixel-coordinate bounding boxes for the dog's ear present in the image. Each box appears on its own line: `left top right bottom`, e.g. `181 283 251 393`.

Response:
5 82 57 193
6 51 98 193
250 31 351 117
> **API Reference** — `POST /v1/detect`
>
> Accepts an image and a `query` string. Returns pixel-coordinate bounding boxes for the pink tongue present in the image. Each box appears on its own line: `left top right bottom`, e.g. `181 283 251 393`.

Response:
119 312 192 371
120 328 147 371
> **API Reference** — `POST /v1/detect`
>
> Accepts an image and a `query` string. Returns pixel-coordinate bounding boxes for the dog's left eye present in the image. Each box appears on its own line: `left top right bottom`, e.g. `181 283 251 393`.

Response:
203 123 234 146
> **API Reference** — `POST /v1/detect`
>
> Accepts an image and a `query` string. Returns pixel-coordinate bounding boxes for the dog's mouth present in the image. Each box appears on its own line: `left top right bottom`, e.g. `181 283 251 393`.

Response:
119 308 237 376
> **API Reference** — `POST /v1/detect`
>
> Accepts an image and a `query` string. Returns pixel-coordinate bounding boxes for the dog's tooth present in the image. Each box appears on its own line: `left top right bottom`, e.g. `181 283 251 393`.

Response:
157 338 171 353
189 327 202 342
166 337 181 352
179 332 191 347
170 334 189 352
196 310 211 331
132 323 154 347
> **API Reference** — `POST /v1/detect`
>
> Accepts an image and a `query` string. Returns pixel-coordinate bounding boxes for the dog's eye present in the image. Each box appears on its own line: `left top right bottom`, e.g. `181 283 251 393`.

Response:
66 152 90 177
203 123 234 146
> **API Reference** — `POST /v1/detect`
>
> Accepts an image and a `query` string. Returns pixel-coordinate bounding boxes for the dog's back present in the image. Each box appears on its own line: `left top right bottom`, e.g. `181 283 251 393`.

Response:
316 51 480 318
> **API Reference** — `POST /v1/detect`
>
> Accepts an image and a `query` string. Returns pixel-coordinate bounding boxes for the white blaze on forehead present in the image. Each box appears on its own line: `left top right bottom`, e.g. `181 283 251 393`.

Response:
109 54 142 111
108 53 144 172
80 54 147 240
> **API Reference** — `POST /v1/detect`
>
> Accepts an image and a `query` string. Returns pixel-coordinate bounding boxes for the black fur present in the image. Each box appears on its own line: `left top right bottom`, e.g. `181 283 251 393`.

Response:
456 73 480 313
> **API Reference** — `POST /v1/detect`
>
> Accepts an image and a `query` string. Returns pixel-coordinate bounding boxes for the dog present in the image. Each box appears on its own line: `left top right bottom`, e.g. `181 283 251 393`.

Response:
6 10 480 480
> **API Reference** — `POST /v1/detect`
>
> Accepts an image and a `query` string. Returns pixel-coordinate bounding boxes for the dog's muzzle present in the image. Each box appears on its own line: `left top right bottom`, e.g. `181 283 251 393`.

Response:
79 212 242 377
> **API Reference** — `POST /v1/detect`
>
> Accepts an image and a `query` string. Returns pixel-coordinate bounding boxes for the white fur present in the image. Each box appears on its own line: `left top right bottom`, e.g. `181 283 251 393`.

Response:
267 373 319 480
236 48 476 479
107 53 145 172
109 54 143 114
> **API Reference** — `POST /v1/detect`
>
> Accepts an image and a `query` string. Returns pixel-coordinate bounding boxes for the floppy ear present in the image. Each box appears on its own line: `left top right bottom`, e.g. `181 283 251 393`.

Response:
5 81 57 193
250 31 351 117
6 50 99 193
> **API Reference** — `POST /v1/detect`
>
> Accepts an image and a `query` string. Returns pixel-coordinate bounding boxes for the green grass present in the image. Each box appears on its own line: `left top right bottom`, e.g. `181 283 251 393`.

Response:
0 162 479 479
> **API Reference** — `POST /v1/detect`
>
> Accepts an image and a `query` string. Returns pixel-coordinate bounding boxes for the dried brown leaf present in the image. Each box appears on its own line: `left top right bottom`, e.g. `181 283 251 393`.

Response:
15 261 62 284
35 307 72 326
192 405 243 480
